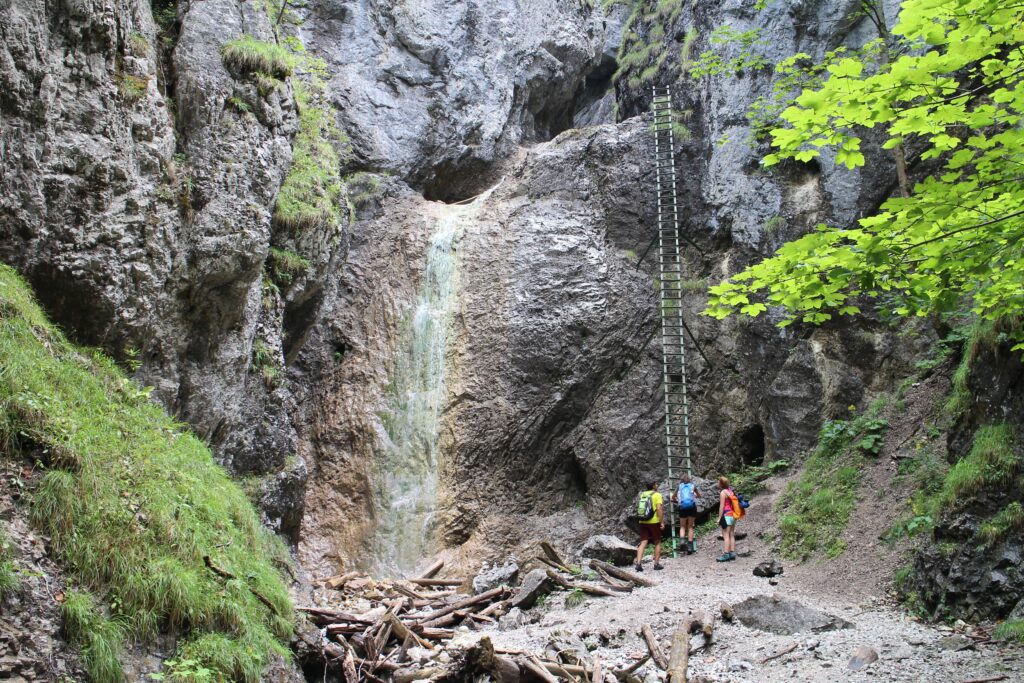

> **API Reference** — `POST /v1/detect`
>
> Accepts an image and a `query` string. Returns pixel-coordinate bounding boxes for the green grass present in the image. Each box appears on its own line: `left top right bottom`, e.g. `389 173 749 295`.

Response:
266 247 310 286
272 81 346 233
115 73 149 101
728 459 790 496
565 588 587 609
0 265 292 682
62 590 128 682
980 501 1024 547
938 423 1019 509
777 412 888 560
0 528 19 600
995 619 1024 643
679 28 698 73
221 35 293 79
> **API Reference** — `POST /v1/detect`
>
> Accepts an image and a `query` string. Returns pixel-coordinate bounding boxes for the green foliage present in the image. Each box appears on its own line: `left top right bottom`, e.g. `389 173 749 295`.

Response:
763 215 786 238
690 25 769 79
778 411 888 560
272 79 347 233
0 528 20 600
611 1 687 87
343 172 383 223
945 317 1003 417
266 247 310 286
979 501 1024 546
0 266 292 682
728 459 791 495
226 96 251 114
564 588 587 608
995 619 1024 643
705 0 1024 347
116 73 149 101
62 590 128 683
939 423 1020 509
678 28 698 73
220 36 293 79
129 32 150 57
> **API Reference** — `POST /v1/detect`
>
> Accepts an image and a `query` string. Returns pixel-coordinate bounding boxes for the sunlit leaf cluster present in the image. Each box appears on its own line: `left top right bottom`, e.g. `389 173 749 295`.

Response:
705 0 1024 347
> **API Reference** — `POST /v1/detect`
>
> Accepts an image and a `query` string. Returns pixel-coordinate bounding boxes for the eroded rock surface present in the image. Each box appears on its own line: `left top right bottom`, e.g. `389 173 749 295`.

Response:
733 595 852 635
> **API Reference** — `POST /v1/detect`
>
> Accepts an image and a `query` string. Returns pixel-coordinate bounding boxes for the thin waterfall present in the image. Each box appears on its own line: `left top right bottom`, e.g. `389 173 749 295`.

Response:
373 188 494 576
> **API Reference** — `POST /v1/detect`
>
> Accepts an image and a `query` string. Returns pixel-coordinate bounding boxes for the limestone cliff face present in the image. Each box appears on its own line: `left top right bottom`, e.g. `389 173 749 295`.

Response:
0 0 932 577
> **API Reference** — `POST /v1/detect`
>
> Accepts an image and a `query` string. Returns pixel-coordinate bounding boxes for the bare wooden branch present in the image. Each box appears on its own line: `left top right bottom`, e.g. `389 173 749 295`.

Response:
413 585 506 624
522 656 561 683
592 654 603 683
417 559 445 579
386 611 433 650
409 577 463 587
667 624 690 683
202 555 280 615
758 643 797 665
588 560 656 588
541 541 570 568
641 625 669 670
594 566 634 592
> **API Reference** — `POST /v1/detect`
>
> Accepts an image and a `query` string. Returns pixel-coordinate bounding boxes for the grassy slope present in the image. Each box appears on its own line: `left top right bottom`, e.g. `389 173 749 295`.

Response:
0 265 292 682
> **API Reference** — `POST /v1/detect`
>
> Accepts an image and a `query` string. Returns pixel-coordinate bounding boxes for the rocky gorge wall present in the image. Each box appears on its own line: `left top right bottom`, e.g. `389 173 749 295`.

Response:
3 0 998 596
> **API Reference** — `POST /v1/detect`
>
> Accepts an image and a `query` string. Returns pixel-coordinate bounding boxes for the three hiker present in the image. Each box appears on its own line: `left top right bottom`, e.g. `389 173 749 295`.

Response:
632 474 743 565
634 480 665 572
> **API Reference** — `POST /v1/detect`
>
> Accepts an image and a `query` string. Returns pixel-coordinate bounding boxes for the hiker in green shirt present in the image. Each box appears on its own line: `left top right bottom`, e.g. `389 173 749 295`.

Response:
634 480 665 572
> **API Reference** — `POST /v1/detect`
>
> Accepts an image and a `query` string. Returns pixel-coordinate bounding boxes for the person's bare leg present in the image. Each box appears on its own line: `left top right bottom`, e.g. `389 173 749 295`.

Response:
654 540 662 565
636 540 647 565
726 527 736 553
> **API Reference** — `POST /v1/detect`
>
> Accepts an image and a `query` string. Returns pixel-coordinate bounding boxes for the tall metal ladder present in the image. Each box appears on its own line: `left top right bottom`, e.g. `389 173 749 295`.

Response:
651 85 693 557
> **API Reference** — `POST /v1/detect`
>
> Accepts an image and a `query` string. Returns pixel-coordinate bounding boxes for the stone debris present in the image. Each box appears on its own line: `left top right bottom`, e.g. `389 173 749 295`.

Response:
732 595 853 635
753 559 784 578
580 534 637 566
847 645 879 671
472 559 520 595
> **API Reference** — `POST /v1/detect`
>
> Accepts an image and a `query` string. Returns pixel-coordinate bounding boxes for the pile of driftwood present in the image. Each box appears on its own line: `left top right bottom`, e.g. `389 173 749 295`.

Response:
298 544 719 682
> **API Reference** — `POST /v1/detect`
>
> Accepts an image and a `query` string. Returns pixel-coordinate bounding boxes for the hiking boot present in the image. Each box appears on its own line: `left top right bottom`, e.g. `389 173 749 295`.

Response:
690 540 697 553
716 553 730 562
725 552 737 561
635 563 643 572
653 563 664 570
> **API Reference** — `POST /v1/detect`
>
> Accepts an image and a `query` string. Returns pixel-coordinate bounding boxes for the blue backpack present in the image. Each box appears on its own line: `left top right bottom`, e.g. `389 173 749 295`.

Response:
677 482 696 508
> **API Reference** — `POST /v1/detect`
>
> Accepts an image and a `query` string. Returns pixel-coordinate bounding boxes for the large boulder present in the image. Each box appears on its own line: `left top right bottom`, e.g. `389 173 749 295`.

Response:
580 535 635 566
472 559 520 595
733 596 851 635
510 568 555 610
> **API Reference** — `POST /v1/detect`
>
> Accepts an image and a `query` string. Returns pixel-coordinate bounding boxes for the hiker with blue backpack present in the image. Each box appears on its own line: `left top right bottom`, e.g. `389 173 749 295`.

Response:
634 480 665 572
673 474 701 554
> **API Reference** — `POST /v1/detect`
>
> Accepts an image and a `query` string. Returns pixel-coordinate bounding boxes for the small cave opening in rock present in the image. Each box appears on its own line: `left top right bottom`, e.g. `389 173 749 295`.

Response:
420 157 503 204
739 424 767 467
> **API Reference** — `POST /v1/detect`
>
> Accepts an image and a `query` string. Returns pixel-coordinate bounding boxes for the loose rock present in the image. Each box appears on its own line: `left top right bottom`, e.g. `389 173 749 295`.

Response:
580 535 636 566
847 645 879 671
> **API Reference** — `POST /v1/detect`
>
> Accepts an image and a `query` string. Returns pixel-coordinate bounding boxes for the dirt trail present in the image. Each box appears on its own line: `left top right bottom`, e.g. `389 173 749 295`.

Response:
477 471 1024 682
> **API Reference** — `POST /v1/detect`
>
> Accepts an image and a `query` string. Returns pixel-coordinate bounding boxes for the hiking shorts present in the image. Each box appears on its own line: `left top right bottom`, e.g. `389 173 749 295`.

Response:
719 515 735 529
678 504 697 519
639 523 663 543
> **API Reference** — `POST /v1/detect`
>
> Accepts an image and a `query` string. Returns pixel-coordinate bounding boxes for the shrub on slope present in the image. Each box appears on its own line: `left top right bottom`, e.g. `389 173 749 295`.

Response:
0 265 293 682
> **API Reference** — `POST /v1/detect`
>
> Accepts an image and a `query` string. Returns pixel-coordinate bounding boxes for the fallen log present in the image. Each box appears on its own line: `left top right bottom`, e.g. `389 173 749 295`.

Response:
592 654 603 683
641 625 669 670
324 571 361 590
666 611 710 683
588 560 656 588
418 559 445 580
297 606 375 624
386 611 433 650
541 541 570 568
409 578 463 587
593 566 634 592
522 656 561 683
342 646 358 683
957 677 1009 683
537 555 576 575
414 585 507 624
419 627 455 640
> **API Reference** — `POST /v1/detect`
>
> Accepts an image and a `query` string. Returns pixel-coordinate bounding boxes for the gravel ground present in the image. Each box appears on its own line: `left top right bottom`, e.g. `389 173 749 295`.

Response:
475 439 1024 683
477 546 1023 682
